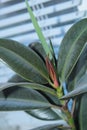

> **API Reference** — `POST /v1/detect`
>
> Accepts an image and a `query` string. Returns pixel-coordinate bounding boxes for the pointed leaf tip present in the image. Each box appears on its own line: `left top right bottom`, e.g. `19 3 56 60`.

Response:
25 0 53 60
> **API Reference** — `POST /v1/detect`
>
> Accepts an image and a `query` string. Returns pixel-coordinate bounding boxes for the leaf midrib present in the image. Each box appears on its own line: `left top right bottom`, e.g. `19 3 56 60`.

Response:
0 98 51 106
61 25 87 82
0 47 49 81
61 84 87 99
0 82 57 96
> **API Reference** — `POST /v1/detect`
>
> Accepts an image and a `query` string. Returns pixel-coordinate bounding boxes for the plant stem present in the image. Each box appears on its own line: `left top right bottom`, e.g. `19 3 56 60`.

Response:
56 86 76 130
63 107 76 130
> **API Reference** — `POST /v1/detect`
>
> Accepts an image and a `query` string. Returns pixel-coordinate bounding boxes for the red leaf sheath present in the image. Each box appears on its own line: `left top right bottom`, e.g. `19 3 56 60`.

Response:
45 57 59 88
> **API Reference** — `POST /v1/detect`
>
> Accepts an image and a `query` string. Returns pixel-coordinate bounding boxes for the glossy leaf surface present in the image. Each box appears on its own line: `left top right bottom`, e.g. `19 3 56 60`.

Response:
30 123 66 130
26 108 61 121
67 45 87 92
58 18 87 83
8 74 61 105
0 39 49 83
61 74 87 99
79 94 87 130
0 87 52 110
0 82 57 96
29 42 46 60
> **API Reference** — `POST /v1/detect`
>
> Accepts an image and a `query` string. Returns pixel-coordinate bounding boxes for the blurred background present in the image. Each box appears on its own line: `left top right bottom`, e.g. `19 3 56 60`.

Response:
0 0 87 129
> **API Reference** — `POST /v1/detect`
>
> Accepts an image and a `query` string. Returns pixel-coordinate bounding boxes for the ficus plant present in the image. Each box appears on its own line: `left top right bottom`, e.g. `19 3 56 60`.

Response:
0 0 87 130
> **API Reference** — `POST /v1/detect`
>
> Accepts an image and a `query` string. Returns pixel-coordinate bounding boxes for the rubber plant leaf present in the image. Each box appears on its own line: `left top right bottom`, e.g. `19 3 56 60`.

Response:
58 18 87 84
0 39 49 83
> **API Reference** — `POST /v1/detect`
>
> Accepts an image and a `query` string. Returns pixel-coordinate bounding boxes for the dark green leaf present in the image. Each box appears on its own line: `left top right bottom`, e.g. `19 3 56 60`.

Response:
29 42 46 60
8 74 28 82
67 45 87 92
58 18 87 83
0 82 57 96
8 74 60 105
0 39 49 83
43 92 61 106
26 108 61 121
0 80 61 120
76 73 87 88
61 74 87 99
79 93 87 130
30 123 65 130
49 40 57 66
73 97 80 129
0 87 52 111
